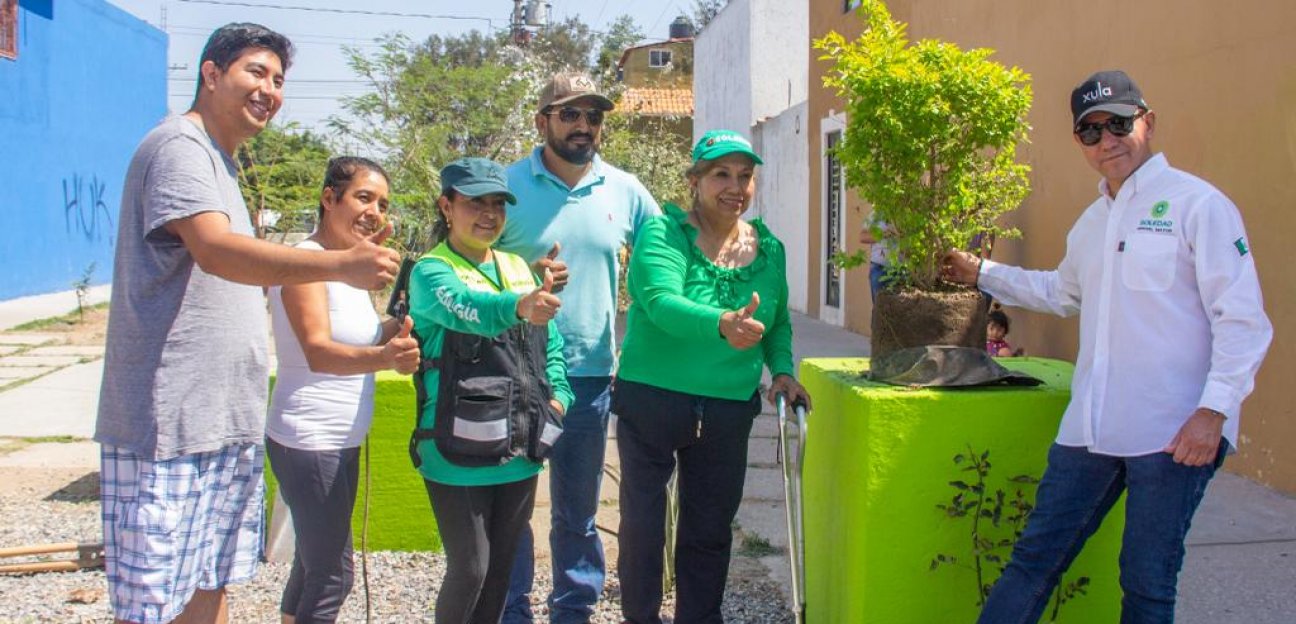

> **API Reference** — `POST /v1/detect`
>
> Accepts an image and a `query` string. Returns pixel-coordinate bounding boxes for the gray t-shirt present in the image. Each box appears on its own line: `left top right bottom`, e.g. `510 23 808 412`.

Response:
95 116 269 459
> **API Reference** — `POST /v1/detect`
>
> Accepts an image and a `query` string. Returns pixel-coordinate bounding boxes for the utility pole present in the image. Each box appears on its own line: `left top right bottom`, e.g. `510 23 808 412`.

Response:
510 0 551 46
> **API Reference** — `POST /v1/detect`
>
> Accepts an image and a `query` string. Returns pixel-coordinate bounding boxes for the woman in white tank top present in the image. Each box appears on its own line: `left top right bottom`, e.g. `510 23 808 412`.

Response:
265 157 420 623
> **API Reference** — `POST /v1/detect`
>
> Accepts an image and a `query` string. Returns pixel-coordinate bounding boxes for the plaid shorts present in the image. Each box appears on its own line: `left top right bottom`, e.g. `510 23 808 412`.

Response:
100 443 265 624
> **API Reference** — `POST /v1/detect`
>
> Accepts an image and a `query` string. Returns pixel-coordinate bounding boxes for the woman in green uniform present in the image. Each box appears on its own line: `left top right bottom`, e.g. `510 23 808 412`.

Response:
407 157 572 624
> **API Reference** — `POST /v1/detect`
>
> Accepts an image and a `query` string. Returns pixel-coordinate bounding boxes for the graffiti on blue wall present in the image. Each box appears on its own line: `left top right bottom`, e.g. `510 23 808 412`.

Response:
62 173 114 245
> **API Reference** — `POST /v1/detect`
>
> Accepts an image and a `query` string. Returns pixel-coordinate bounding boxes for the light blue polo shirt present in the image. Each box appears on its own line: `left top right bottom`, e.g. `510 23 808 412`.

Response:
496 147 660 377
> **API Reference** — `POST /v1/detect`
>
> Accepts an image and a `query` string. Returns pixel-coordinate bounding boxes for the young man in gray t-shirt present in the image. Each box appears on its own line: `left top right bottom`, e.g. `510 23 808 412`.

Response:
95 24 399 624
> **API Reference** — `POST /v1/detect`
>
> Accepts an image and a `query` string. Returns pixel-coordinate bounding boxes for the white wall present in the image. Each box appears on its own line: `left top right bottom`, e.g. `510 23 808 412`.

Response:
693 0 808 142
694 0 811 311
751 102 810 313
693 0 753 140
750 0 808 123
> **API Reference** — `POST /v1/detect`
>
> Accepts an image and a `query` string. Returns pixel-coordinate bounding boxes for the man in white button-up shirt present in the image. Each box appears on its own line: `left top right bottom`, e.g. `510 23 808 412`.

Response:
945 70 1272 624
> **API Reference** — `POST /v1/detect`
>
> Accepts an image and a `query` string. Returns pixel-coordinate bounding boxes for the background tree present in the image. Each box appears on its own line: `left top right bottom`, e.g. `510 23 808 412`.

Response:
594 15 645 85
600 114 690 208
236 122 332 238
328 14 690 253
690 0 730 32
331 33 542 251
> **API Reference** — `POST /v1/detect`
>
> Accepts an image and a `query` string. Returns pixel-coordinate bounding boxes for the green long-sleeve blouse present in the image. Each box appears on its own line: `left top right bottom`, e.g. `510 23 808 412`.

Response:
617 203 795 400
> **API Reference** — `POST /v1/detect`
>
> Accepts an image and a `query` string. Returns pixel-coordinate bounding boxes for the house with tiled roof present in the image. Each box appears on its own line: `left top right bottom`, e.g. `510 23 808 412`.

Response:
613 16 695 138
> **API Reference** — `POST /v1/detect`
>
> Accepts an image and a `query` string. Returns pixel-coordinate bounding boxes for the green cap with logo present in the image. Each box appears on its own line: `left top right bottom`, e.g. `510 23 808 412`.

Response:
439 157 517 205
691 129 764 165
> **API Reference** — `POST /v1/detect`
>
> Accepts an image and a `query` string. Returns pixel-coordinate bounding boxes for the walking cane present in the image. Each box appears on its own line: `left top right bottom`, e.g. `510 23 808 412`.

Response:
777 393 809 624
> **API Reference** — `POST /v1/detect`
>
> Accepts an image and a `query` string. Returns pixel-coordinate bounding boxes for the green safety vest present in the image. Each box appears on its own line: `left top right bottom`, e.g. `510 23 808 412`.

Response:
409 242 562 468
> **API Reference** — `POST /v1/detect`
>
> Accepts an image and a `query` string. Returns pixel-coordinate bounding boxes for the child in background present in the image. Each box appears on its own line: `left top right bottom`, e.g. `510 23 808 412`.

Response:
987 306 1015 357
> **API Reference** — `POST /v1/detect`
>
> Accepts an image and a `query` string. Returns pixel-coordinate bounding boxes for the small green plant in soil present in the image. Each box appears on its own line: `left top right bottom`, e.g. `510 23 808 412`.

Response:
738 532 780 558
932 446 1089 620
72 262 97 323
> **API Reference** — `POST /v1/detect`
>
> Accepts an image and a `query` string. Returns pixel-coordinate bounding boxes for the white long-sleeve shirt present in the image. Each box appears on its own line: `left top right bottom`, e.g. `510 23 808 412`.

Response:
979 154 1272 456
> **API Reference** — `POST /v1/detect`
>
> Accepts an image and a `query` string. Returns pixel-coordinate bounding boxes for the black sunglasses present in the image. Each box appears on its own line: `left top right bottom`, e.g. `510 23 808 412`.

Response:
546 106 604 126
1074 111 1145 146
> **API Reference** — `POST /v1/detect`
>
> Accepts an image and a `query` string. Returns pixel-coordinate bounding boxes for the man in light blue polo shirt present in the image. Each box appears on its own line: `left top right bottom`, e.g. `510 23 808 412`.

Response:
498 72 661 623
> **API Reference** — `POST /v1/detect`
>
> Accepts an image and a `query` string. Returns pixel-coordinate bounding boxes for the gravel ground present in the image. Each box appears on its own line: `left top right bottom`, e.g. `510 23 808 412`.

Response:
0 495 794 623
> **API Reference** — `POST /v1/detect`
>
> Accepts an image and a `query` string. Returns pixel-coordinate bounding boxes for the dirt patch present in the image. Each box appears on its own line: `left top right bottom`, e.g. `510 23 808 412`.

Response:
0 467 98 499
5 305 110 346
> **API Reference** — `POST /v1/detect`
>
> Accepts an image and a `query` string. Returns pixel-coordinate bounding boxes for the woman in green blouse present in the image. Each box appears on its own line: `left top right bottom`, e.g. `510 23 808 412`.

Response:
612 130 812 624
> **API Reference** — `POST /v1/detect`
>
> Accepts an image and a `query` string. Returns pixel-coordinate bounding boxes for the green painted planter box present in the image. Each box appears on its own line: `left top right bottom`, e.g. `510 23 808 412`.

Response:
267 371 441 552
799 358 1123 623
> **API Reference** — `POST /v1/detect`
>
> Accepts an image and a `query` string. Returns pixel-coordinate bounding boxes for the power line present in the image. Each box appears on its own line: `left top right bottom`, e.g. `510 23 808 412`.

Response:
596 0 616 25
647 2 681 38
166 24 387 48
175 0 501 30
167 77 371 84
167 93 359 101
166 29 386 49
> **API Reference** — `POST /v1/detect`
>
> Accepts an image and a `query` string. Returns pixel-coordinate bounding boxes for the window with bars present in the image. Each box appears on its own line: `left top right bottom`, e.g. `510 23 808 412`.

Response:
825 130 844 308
0 0 16 60
649 49 672 68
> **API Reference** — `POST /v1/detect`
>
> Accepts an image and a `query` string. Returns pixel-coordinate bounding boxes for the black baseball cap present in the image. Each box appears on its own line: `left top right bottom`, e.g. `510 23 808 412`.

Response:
1070 70 1149 127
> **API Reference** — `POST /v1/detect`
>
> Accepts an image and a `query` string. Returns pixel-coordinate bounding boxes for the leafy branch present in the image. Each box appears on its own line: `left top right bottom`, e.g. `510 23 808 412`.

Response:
932 446 1088 620
814 0 1031 290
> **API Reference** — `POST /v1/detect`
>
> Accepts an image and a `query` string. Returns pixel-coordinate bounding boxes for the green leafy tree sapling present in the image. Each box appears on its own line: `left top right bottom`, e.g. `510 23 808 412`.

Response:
815 0 1032 291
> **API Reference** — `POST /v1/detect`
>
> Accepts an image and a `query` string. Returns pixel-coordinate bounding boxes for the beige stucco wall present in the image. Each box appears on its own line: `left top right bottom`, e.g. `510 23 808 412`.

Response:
621 41 694 89
808 0 1296 492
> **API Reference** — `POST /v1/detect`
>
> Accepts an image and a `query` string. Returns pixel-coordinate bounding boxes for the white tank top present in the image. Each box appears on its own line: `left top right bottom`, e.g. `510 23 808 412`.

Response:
267 240 382 450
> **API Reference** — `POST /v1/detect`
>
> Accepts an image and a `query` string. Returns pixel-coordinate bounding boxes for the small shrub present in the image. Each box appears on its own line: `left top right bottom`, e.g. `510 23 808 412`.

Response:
932 446 1088 620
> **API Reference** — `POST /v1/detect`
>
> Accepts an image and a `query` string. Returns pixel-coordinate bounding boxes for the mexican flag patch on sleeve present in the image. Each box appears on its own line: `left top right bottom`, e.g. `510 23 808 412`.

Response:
1234 237 1250 257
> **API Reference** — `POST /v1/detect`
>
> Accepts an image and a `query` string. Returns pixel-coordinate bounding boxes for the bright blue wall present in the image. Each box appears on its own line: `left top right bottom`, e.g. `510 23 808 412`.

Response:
0 0 166 300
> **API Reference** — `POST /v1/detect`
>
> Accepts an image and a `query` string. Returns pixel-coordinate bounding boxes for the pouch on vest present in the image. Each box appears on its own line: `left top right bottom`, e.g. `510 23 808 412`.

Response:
436 375 514 465
426 326 563 468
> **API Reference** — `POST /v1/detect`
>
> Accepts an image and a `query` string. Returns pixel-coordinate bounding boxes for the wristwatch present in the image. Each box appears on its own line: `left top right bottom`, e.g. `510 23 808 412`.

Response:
1202 407 1227 420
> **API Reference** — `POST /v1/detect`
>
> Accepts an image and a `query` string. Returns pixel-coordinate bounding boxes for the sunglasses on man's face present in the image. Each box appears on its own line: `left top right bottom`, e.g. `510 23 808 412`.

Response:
1074 112 1144 146
547 106 604 126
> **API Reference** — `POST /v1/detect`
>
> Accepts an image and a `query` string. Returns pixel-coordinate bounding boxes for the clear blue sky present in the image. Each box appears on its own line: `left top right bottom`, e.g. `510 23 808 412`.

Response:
108 0 693 131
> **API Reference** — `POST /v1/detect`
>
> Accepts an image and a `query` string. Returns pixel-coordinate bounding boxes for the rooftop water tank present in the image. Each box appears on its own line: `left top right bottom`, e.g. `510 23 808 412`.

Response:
669 15 695 40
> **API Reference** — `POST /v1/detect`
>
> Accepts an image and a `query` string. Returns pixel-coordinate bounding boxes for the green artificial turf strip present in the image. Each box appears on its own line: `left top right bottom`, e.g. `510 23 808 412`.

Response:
266 372 442 552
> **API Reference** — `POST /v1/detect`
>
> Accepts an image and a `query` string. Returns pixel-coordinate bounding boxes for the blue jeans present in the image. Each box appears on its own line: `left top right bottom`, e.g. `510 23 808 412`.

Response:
978 441 1226 624
869 262 887 302
503 376 612 624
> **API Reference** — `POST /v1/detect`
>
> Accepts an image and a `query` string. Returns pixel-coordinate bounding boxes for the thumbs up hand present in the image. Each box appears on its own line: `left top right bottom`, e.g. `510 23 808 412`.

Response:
719 292 765 350
516 268 562 325
737 292 760 319
383 315 421 374
530 242 569 293
340 221 401 290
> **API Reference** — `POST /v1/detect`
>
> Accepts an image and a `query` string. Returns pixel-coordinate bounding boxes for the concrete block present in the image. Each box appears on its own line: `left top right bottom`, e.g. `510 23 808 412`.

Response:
741 466 786 502
799 357 1121 623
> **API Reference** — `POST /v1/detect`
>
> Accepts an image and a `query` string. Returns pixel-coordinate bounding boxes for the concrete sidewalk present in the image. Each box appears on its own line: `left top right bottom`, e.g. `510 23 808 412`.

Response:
0 295 1292 622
